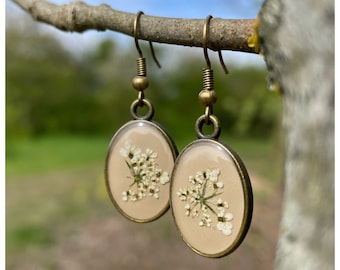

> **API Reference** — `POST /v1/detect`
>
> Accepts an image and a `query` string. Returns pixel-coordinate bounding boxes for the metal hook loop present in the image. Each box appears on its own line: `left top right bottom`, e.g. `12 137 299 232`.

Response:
134 11 144 58
203 15 212 69
218 50 229 74
134 11 161 68
203 15 229 74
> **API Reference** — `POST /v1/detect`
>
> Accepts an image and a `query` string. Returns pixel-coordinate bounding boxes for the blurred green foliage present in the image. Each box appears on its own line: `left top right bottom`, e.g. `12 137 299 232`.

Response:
6 24 281 141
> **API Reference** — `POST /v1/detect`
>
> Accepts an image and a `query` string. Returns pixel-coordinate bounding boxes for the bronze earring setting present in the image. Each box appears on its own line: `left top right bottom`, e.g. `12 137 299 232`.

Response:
105 11 178 223
170 16 253 258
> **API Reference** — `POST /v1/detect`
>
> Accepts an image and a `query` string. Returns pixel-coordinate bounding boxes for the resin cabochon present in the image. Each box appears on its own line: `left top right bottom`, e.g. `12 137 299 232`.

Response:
106 120 177 222
170 139 253 257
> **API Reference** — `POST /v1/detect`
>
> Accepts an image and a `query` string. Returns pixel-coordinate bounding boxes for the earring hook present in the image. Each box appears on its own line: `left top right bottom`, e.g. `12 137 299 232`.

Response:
203 15 212 69
134 11 161 68
203 15 228 74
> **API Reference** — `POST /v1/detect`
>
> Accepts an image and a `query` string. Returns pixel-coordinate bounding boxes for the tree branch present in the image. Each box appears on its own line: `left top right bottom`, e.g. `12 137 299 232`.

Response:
12 0 257 53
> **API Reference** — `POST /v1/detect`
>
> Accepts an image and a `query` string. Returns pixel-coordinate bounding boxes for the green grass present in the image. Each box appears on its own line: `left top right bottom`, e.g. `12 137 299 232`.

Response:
223 135 284 182
7 224 55 248
6 135 111 176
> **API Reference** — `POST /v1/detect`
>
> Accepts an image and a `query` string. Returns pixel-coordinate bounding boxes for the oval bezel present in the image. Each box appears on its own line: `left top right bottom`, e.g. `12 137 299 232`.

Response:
105 120 178 223
170 138 253 258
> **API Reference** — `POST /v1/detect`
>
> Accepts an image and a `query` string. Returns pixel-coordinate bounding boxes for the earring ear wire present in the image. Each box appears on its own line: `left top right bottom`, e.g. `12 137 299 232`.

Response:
170 16 252 258
134 11 161 68
105 12 177 224
203 15 228 74
203 15 212 70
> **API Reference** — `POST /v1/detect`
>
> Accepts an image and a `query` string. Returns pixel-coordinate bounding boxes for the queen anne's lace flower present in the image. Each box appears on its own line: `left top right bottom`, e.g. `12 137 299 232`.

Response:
120 142 169 202
217 198 229 210
177 168 234 236
216 220 233 236
160 172 170 185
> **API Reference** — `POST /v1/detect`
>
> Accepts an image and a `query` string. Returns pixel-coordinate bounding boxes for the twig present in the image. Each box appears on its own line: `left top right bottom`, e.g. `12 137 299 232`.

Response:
12 0 257 53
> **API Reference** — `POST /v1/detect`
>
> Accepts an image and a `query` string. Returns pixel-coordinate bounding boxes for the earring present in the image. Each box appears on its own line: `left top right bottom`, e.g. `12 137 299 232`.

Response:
105 11 178 223
170 16 253 258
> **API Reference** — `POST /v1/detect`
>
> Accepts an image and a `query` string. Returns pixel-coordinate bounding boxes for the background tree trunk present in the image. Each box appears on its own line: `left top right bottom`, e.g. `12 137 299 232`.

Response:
258 0 334 269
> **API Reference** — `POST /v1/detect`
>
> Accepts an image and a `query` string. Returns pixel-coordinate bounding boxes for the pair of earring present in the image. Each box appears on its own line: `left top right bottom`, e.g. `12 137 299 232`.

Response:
105 13 253 258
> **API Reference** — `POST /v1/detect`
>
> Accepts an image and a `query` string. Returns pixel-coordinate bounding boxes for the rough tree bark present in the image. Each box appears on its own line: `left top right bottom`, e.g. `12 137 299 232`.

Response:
11 0 257 53
11 0 334 269
258 0 334 269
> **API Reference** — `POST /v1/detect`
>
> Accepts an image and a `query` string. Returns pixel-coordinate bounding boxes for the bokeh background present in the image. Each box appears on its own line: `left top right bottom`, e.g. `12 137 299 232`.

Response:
6 0 284 269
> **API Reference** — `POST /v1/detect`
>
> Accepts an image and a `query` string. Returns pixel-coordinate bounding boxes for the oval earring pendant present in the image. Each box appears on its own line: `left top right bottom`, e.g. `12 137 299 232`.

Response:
170 135 253 257
105 118 177 223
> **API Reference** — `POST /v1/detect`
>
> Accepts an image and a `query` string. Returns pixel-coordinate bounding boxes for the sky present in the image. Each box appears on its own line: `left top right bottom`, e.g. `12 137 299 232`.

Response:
43 0 262 18
5 0 266 67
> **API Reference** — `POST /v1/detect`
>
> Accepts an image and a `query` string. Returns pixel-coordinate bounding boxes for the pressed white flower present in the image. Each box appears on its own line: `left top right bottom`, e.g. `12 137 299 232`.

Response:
159 172 170 184
192 209 199 217
145 148 158 159
130 148 142 163
120 142 169 202
122 191 129 201
177 188 188 201
216 181 224 188
120 141 138 158
195 171 204 184
177 167 233 236
217 209 233 222
217 221 233 236
154 169 162 179
132 165 139 175
208 172 223 190
199 213 212 227
201 205 208 213
137 191 144 199
119 141 132 157
184 204 191 216
207 168 220 182
148 185 160 199
224 212 233 221
217 199 229 210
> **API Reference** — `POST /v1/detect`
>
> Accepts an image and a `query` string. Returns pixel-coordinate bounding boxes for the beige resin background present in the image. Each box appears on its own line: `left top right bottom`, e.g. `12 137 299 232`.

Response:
171 140 247 256
106 121 176 221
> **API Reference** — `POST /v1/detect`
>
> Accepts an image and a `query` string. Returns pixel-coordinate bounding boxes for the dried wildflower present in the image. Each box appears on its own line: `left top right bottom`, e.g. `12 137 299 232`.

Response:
120 141 169 202
177 168 234 236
